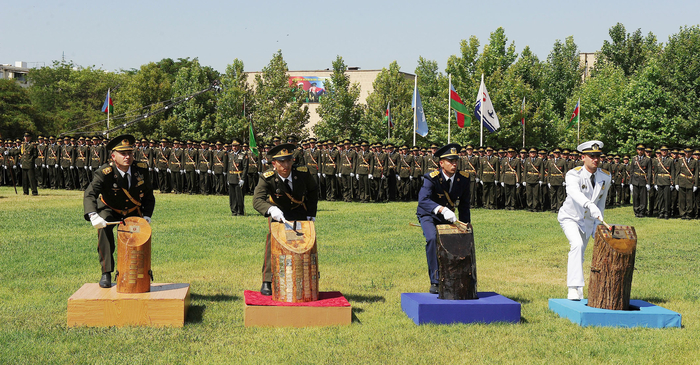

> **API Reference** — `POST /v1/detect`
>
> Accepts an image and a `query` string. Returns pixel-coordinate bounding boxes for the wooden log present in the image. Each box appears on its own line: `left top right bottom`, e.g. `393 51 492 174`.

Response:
588 225 637 310
270 221 319 303
116 217 152 294
436 223 478 300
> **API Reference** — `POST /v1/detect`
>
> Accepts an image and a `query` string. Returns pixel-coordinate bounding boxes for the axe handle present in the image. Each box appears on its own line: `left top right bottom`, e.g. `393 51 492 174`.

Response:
596 216 613 231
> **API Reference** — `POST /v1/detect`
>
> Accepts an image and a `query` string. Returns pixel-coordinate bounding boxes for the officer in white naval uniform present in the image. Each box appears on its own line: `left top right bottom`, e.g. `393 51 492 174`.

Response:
557 140 611 300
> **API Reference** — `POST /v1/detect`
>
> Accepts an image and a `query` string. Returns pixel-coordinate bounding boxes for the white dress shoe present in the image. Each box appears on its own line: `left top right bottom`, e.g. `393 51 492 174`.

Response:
568 287 582 300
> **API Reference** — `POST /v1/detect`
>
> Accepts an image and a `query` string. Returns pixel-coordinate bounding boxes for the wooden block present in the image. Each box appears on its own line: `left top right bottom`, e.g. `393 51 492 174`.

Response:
244 304 351 327
67 283 190 327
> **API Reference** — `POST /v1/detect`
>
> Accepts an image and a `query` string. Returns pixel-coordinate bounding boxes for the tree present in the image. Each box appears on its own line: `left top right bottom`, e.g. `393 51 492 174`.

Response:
252 50 310 141
599 23 660 77
414 57 449 145
171 59 219 141
480 27 518 76
358 61 412 144
314 56 364 141
542 36 582 117
216 59 253 142
0 80 37 139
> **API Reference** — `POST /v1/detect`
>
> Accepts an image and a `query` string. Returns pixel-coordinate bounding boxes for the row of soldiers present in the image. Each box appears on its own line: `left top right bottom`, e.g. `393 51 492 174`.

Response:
4 133 700 220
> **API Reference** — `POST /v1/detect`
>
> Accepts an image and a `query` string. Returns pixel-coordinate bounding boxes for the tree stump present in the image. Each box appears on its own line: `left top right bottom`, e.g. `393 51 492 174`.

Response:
436 223 477 300
588 224 637 310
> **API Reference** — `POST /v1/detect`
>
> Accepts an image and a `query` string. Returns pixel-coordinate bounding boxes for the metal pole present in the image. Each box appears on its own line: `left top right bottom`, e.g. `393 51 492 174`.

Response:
448 74 451 144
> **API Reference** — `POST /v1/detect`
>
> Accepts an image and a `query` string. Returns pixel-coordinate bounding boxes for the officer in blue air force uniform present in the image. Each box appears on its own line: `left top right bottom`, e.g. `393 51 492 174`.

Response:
557 140 611 301
416 144 471 294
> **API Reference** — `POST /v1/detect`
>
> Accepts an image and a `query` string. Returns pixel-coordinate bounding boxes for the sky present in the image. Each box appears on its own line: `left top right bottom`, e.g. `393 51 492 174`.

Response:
3 0 699 74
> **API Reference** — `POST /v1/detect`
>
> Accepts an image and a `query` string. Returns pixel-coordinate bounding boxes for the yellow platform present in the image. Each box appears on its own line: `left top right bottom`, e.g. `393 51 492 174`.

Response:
67 283 190 327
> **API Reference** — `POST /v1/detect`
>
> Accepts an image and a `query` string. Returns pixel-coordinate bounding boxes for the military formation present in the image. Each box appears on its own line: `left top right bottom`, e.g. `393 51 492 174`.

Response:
3 134 700 219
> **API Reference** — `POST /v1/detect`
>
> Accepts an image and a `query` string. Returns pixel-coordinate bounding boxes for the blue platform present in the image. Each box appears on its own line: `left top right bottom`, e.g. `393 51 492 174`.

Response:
549 299 681 328
401 292 521 325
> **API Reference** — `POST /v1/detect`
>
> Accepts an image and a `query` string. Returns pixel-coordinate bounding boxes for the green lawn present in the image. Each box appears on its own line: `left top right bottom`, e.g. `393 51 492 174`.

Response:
1 187 698 364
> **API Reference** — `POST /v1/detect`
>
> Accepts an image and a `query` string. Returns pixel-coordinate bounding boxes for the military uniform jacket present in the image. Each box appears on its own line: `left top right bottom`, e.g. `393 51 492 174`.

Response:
371 151 386 178
411 155 424 178
184 148 197 172
462 155 479 182
293 148 305 167
83 162 155 221
75 145 88 168
197 149 212 171
155 148 170 169
322 149 339 175
479 155 500 183
398 153 413 178
227 151 248 183
653 157 675 186
501 157 521 185
213 150 227 174
47 144 59 165
246 151 260 174
676 157 697 188
253 167 318 221
10 142 38 169
417 169 471 223
386 152 398 175
304 148 321 174
60 145 75 168
356 151 373 175
630 155 652 185
524 157 544 183
547 158 567 185
168 148 184 172
558 166 611 237
340 150 355 175
36 143 47 167
425 155 439 174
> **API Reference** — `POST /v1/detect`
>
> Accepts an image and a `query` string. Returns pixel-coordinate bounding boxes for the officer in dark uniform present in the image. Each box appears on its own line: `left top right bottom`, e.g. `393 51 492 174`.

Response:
631 143 652 217
228 138 248 215
7 132 39 195
83 135 155 288
253 143 318 295
416 144 471 294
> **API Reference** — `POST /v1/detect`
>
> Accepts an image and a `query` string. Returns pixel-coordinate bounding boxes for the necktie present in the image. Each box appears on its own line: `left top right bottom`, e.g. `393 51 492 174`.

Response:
444 178 451 193
590 172 595 187
286 178 292 191
124 173 130 189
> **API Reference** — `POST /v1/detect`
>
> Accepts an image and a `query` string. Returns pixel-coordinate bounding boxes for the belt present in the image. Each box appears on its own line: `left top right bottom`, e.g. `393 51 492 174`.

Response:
657 173 670 176
229 171 243 174
100 196 141 217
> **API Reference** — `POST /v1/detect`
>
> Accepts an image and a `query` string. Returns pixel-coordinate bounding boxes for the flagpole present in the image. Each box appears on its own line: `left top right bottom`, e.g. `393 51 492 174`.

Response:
387 101 390 140
106 88 110 139
577 97 581 145
448 74 451 144
413 76 417 146
479 74 484 147
522 97 525 148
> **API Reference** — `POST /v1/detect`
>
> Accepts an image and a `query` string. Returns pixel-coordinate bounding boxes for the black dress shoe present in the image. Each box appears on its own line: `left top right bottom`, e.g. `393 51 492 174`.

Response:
260 282 272 296
429 283 439 294
99 273 112 288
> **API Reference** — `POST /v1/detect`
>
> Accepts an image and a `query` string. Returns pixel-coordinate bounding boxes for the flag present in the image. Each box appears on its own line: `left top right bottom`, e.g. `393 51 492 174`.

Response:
521 97 526 126
384 102 393 128
474 74 500 132
101 89 113 113
450 84 471 127
249 119 259 157
567 98 580 129
412 86 429 137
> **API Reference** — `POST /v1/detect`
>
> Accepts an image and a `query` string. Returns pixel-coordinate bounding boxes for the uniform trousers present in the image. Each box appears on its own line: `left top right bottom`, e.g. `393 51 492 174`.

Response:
357 174 370 202
419 215 445 285
186 170 197 193
657 185 671 217
678 187 694 219
158 170 170 193
229 183 244 215
96 211 140 273
340 174 353 202
550 185 565 211
504 184 516 209
632 185 648 216
171 171 183 193
561 220 591 288
526 183 540 211
21 167 38 195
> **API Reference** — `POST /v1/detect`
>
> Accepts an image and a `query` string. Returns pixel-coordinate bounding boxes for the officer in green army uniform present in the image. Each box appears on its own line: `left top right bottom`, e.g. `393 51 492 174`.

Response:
355 141 373 203
60 136 76 189
6 132 39 195
228 139 248 215
523 147 544 212
253 143 318 295
397 145 413 201
322 140 339 201
653 145 674 219
501 147 520 210
410 146 424 200
479 146 500 209
631 144 652 217
548 148 568 212
675 148 697 219
83 135 155 288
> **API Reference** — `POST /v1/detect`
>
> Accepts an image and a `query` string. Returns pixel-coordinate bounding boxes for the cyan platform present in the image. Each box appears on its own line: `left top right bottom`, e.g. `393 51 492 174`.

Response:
549 299 681 328
401 292 521 325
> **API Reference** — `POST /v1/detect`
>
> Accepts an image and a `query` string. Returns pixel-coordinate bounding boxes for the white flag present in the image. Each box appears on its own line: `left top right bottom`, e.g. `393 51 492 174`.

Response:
474 74 500 132
412 85 429 137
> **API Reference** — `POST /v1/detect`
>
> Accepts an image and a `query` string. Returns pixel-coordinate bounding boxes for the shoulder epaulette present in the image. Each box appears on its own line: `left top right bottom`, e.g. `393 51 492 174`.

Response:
601 169 610 176
136 162 147 169
574 166 583 171
102 166 112 174
263 170 275 178
459 171 470 178
296 166 308 173
430 170 440 178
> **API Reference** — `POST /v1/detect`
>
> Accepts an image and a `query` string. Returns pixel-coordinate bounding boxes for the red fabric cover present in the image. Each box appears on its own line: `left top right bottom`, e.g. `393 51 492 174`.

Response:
244 290 350 307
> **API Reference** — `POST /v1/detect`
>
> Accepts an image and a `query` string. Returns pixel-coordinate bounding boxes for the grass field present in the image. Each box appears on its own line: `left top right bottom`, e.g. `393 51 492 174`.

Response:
1 187 699 364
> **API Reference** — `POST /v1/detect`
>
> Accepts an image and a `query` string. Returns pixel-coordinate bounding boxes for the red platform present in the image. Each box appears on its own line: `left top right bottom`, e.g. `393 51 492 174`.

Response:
243 290 351 327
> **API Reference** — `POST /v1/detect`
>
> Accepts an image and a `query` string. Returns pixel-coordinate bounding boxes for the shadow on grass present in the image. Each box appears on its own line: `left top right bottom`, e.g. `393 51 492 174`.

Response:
191 293 239 302
344 294 386 303
507 296 532 304
351 308 363 324
519 316 529 324
634 296 668 304
186 305 206 324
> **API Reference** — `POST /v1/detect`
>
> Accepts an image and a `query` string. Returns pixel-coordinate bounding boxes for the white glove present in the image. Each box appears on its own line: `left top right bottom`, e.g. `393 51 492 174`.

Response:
224 172 227 176
337 173 341 177
148 167 152 171
409 176 413 180
654 185 658 191
144 216 151 224
475 178 480 183
539 181 543 186
694 186 698 193
307 216 316 222
356 175 359 180
516 183 520 188
90 214 107 229
268 206 285 222
84 166 88 170
155 167 159 172
381 175 386 180
630 185 634 192
2 151 6 155
669 185 673 191
181 170 185 174
19 163 23 168
13 165 17 169
522 181 527 186
350 173 354 178
397 175 401 181
621 183 625 187
611 179 615 183
317 173 321 178
586 201 602 221
322 173 326 178
42 164 45 168
500 182 505 187
495 180 499 184
207 169 212 174
167 168 171 173
563 181 567 187
441 207 457 223
196 170 200 174
369 175 373 180
646 184 650 191
548 183 551 188
675 184 679 190
479 180 484 185
239 180 244 187
69 166 74 170
55 164 59 168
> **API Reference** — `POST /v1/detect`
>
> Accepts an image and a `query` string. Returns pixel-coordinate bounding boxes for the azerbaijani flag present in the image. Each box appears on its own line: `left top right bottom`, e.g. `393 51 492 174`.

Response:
101 89 113 113
567 98 580 129
249 119 259 157
450 84 471 128
384 102 393 128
